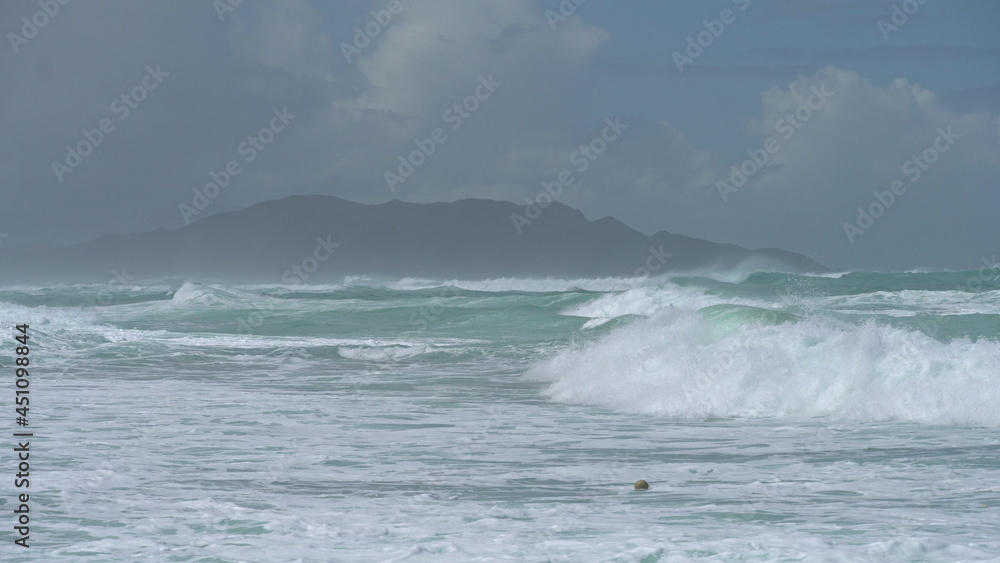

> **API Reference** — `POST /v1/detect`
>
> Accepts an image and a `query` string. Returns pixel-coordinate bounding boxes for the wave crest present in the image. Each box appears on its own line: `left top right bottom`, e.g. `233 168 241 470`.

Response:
528 309 1000 426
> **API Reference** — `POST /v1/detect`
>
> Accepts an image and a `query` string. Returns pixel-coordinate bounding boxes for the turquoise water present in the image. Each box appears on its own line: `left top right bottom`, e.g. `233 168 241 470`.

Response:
1 271 999 561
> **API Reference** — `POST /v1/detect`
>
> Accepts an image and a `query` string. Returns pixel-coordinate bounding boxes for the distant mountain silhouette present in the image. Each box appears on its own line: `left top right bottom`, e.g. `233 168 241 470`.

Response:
0 195 826 283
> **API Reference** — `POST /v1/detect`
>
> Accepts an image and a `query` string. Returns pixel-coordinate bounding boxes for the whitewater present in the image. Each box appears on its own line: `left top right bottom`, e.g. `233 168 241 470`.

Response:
1 270 999 561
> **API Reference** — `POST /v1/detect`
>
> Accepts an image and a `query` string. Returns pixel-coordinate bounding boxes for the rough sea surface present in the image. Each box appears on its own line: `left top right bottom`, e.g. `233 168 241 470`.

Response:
2 270 999 561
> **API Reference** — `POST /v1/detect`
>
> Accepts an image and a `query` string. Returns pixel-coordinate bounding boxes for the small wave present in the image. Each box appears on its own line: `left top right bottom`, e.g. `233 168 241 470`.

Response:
337 344 431 361
389 277 648 293
171 282 223 305
698 304 800 328
563 284 727 320
170 282 266 307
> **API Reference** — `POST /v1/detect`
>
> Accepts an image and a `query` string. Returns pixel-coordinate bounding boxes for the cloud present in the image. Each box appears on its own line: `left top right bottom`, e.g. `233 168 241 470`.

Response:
355 0 605 116
226 0 336 81
304 0 611 203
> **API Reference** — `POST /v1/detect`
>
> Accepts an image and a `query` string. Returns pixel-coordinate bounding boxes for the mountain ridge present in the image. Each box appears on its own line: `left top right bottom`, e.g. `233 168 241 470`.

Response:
0 195 827 283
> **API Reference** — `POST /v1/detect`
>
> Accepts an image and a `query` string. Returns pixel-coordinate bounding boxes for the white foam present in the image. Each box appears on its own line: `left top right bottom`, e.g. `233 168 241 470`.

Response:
529 308 1000 426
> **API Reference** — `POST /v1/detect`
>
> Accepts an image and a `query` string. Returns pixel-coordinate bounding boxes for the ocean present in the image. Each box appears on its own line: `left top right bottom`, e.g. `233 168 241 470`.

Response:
2 270 999 562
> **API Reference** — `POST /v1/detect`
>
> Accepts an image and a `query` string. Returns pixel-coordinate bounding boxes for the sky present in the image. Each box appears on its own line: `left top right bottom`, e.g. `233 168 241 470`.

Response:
1 0 998 271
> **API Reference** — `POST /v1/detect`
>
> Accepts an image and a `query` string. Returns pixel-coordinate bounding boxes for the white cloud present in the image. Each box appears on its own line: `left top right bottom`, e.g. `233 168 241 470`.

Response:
227 0 335 80
356 0 606 117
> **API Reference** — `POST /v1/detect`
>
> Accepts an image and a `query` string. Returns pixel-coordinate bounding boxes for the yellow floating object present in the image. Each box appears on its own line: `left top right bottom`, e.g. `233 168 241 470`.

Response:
634 479 649 490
